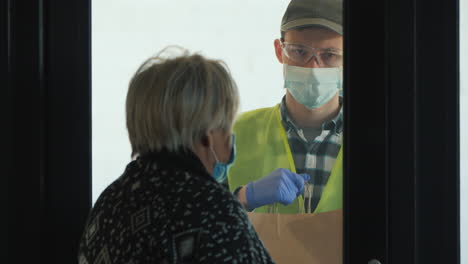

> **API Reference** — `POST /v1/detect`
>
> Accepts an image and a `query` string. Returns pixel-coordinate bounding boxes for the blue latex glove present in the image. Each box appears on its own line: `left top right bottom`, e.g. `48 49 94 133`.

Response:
245 168 310 210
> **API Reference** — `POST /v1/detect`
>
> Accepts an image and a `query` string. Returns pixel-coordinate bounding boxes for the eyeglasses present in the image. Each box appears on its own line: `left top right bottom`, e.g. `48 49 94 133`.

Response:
281 41 343 67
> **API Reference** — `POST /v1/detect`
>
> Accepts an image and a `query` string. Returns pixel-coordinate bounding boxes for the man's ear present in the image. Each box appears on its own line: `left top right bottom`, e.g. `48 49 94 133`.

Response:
274 39 284 64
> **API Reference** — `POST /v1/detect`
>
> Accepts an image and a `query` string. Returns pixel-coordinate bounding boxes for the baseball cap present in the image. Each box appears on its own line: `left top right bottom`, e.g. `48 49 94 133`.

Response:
281 0 343 35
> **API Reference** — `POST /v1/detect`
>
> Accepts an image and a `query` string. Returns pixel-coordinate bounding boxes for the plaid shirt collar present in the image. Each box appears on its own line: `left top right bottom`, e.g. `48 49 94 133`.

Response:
279 96 343 134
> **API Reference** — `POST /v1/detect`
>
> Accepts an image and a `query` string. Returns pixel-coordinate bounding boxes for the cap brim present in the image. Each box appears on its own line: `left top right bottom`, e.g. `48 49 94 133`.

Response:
281 18 342 35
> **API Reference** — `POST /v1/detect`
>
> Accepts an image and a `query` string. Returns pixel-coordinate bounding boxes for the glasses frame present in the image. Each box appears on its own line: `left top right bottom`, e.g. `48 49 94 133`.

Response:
280 39 343 67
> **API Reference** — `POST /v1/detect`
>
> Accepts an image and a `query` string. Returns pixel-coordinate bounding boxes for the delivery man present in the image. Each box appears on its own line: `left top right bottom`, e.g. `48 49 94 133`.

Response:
227 0 343 214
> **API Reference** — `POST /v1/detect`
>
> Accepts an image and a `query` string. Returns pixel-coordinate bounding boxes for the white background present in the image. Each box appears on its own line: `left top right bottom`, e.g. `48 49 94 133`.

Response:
92 0 290 202
93 1 467 261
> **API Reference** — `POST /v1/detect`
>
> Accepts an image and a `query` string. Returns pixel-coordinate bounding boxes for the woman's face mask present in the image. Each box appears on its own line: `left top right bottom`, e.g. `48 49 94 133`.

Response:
283 64 343 109
210 134 236 183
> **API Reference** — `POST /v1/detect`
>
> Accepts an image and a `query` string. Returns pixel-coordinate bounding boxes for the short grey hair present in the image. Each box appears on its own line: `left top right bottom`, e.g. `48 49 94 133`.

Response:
126 46 240 157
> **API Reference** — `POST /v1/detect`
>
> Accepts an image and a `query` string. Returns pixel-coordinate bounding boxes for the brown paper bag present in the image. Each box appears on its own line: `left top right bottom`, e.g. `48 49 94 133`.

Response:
248 209 342 264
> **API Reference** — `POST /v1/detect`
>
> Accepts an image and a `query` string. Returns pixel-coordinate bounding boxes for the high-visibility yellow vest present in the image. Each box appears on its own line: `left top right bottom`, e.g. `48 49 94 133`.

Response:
227 104 343 214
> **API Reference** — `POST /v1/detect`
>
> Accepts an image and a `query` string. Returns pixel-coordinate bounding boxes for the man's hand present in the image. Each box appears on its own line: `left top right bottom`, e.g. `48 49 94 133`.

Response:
244 168 310 210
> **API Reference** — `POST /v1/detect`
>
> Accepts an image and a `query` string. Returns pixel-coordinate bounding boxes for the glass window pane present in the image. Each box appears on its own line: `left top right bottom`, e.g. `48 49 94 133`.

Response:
92 0 289 201
91 1 343 263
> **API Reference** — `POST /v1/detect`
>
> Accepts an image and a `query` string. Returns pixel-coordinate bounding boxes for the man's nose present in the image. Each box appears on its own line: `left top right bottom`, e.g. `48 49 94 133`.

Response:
305 54 321 68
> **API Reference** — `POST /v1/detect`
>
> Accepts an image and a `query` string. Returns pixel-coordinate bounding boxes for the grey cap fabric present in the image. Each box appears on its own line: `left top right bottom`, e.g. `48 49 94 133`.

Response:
281 0 343 35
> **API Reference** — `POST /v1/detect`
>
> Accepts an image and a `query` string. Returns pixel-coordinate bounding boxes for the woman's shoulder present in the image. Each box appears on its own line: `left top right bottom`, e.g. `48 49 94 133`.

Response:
80 165 273 263
172 169 244 211
178 171 275 263
90 157 247 230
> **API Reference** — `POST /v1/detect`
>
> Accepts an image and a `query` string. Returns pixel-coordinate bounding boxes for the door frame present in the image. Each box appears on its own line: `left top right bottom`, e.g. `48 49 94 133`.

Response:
344 0 460 263
5 0 460 263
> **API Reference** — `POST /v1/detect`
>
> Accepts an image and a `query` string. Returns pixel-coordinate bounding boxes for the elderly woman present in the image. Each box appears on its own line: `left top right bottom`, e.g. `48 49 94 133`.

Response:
77 47 275 264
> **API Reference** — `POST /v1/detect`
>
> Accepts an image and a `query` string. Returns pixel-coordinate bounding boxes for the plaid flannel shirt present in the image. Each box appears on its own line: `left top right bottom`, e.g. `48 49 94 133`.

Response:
280 97 343 213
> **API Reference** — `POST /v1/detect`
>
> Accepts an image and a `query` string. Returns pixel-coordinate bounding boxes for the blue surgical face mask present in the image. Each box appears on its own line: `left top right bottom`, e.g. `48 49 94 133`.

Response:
284 64 343 109
210 134 236 183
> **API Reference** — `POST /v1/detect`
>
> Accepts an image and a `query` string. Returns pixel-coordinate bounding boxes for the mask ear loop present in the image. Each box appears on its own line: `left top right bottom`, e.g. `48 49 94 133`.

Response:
210 147 220 163
210 134 235 165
